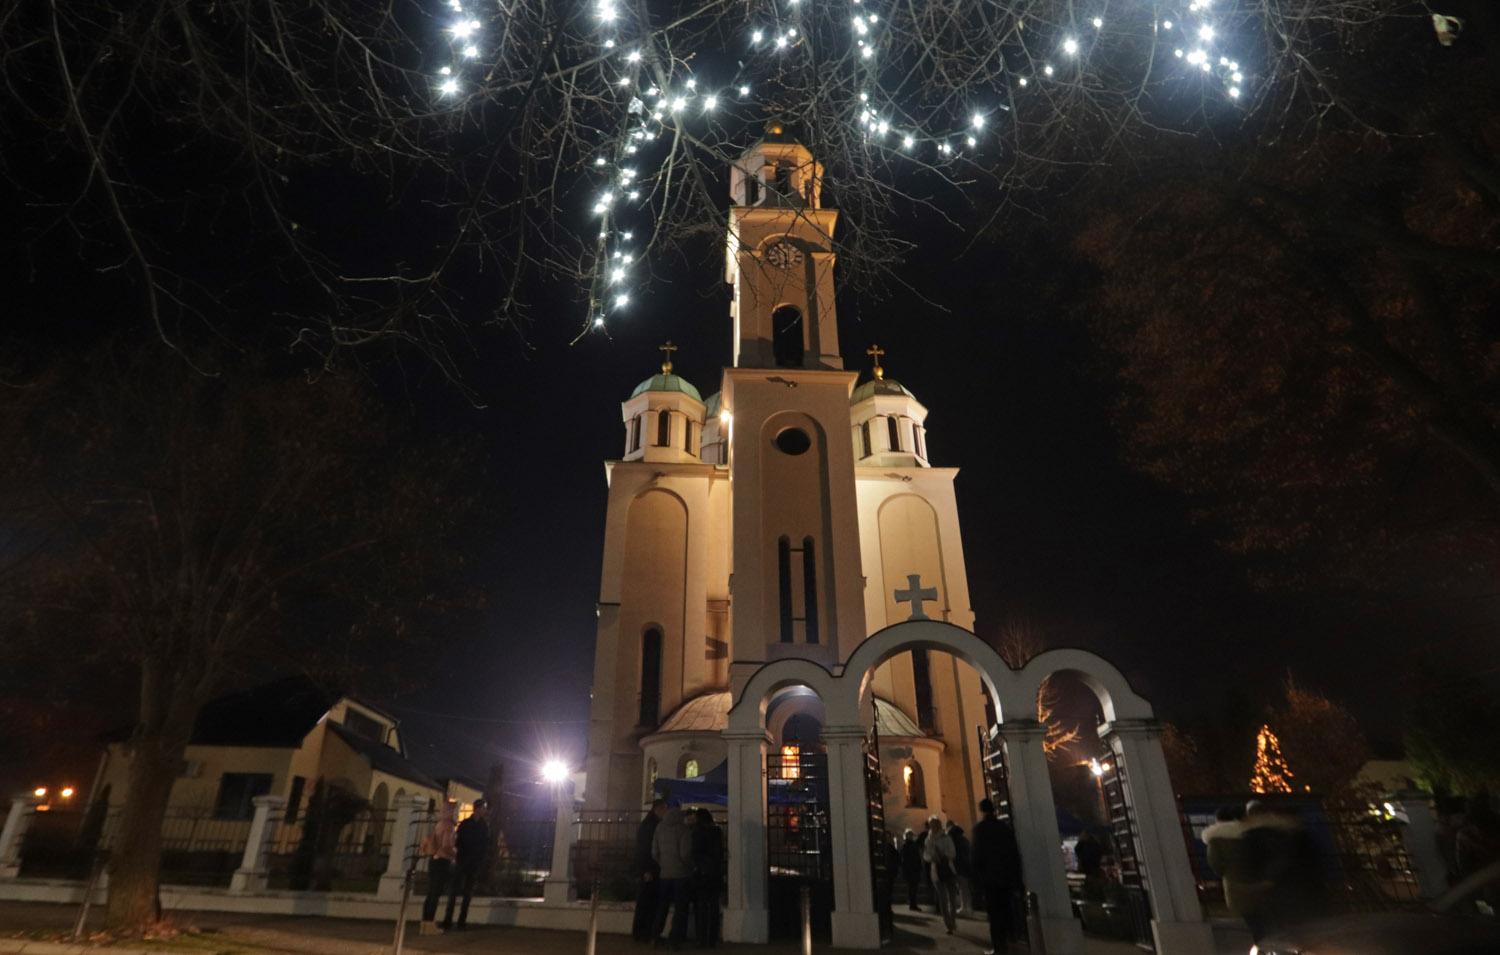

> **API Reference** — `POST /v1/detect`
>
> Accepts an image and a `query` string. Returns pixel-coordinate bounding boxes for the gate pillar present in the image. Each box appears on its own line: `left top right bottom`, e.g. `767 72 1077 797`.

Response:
999 720 1085 955
825 725 880 949
1101 719 1214 955
723 728 771 944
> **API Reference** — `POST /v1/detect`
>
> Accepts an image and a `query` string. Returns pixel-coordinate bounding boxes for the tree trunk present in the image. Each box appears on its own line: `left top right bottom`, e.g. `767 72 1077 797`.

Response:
103 730 184 932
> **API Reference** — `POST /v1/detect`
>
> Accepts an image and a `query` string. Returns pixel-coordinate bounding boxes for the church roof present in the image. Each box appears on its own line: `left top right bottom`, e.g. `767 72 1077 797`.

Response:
851 377 916 404
631 373 703 403
656 691 732 733
703 392 723 418
874 697 924 738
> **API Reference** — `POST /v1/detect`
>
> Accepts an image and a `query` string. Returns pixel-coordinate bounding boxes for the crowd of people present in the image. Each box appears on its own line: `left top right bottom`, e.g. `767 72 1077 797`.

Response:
631 800 725 949
886 799 1025 955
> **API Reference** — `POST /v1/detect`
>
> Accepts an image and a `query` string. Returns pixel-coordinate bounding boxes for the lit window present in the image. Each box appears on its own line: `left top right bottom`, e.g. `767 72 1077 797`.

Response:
781 744 801 779
684 758 700 778
904 761 927 807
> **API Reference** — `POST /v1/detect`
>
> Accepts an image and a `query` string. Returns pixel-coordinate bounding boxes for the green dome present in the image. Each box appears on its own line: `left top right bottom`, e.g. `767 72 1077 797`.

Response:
631 373 703 403
850 377 915 404
703 391 723 418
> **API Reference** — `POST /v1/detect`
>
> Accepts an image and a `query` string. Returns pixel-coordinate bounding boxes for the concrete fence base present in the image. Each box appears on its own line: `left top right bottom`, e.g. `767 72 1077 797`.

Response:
0 879 634 934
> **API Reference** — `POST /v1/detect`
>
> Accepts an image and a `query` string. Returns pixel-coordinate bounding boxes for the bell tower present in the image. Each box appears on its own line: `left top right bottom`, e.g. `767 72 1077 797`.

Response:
725 123 842 370
722 127 865 670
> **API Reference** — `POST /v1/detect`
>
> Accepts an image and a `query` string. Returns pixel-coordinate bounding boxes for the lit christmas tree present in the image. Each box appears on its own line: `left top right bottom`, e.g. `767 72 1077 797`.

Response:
1249 723 1295 794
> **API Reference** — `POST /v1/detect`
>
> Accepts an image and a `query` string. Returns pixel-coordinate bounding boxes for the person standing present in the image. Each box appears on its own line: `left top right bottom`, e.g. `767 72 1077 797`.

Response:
690 808 723 947
442 798 490 931
971 798 1024 955
633 799 668 943
1237 801 1327 941
419 801 458 934
922 816 960 934
651 804 695 948
900 829 924 911
947 820 973 916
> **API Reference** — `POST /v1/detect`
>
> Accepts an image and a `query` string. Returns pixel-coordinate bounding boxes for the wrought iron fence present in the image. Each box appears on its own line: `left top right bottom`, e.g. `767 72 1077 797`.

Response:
266 805 399 892
569 808 728 903
1180 796 1422 917
17 806 250 887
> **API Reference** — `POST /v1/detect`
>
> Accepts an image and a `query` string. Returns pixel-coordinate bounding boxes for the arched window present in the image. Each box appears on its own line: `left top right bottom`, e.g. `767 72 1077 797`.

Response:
682 758 700 779
912 649 936 730
772 305 805 368
774 163 793 200
777 537 794 643
860 420 872 459
886 416 902 452
745 174 762 206
657 409 671 447
684 420 696 454
645 758 658 803
903 761 927 808
802 536 819 645
640 628 663 726
629 416 642 453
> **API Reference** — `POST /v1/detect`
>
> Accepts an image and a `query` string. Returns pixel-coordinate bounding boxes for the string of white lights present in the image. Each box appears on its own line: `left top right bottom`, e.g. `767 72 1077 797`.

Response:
427 0 1254 335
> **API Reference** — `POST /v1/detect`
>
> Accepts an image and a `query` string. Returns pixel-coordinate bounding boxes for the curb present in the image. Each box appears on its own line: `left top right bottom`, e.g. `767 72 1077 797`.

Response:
0 943 166 955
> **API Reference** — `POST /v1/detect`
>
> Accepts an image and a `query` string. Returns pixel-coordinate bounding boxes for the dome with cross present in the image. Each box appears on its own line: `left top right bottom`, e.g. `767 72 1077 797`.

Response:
850 344 932 467
619 342 707 465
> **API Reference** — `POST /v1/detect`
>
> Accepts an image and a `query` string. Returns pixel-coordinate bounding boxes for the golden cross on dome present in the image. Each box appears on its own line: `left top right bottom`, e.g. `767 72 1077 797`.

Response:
865 344 886 380
659 340 678 374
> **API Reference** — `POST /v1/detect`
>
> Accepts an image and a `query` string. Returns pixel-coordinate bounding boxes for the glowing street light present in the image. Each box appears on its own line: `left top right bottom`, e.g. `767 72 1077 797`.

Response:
59 787 75 800
540 759 571 785
33 787 47 798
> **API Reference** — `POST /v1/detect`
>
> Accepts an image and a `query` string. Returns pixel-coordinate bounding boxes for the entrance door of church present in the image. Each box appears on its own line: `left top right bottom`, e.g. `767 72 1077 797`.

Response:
766 748 833 941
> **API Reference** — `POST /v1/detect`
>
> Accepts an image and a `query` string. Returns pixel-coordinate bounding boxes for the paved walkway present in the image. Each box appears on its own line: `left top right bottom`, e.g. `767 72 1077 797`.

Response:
0 901 1150 955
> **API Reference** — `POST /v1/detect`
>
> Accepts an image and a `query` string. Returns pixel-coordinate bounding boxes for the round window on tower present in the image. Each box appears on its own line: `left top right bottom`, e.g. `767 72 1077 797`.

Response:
773 427 812 456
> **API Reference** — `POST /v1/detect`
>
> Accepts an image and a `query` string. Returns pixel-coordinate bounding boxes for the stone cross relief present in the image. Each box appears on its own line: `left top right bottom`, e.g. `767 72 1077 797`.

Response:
894 574 939 621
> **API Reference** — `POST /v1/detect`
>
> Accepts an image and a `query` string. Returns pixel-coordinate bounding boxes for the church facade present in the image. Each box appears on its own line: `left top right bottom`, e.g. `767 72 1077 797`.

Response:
582 127 991 836
579 129 1213 955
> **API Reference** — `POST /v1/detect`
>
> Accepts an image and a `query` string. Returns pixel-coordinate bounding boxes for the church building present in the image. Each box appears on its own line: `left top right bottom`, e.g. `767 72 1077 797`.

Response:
578 127 1212 955
583 125 991 836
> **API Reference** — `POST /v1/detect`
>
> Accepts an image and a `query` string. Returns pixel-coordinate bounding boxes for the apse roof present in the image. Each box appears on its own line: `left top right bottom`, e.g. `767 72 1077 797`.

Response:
874 697 924 738
656 691 732 733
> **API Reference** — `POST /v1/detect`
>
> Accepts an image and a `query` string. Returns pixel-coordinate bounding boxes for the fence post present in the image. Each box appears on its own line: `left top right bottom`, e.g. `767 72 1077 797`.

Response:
0 797 38 879
1393 793 1448 899
543 784 577 905
229 795 286 894
379 796 429 902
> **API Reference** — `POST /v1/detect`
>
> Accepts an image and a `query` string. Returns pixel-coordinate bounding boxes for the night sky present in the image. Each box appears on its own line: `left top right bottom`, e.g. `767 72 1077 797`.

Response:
6 131 1488 798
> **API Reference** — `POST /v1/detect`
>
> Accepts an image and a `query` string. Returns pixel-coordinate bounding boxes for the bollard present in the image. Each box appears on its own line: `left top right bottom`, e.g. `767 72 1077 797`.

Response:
800 884 812 955
391 863 415 955
585 879 600 955
71 855 105 940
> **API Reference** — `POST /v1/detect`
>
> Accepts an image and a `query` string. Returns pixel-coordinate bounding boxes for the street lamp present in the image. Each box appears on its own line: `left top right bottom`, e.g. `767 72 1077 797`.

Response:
540 759 570 786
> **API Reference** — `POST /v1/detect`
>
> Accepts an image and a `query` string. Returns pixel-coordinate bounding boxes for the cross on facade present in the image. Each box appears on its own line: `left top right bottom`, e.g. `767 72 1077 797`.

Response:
659 340 678 374
865 343 886 380
894 573 939 621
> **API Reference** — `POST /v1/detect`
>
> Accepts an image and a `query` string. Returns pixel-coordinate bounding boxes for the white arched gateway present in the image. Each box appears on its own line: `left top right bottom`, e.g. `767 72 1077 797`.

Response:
722 618 1213 955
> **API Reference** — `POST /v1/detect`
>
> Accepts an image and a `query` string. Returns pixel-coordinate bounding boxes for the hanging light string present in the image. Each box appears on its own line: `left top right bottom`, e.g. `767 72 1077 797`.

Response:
426 0 1266 336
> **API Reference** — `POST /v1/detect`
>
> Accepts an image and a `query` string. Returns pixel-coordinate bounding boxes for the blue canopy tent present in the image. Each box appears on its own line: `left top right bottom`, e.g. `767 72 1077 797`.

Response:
653 760 831 806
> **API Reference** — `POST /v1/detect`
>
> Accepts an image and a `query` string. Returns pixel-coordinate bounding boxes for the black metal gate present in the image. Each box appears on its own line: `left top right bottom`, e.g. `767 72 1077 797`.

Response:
1100 755 1154 948
976 725 1032 948
977 725 1014 820
865 716 895 941
767 749 832 940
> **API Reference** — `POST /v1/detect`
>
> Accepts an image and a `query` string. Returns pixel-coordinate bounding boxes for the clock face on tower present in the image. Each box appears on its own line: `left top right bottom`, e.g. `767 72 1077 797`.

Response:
764 241 805 271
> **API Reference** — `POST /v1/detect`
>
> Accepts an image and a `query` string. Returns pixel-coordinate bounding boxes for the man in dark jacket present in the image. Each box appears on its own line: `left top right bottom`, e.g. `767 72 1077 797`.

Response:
899 829 924 911
948 821 973 914
633 800 668 942
442 798 490 931
690 808 723 947
970 799 1023 955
